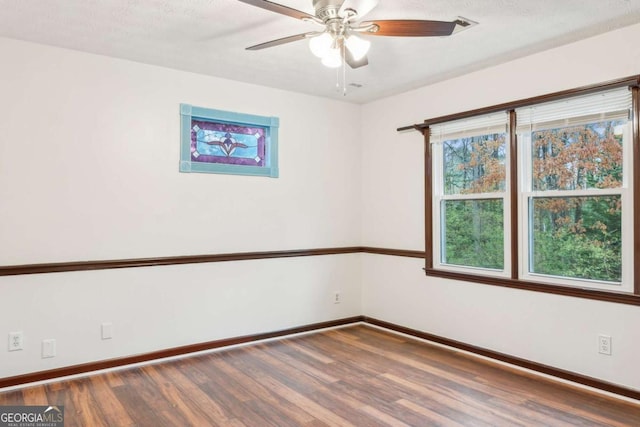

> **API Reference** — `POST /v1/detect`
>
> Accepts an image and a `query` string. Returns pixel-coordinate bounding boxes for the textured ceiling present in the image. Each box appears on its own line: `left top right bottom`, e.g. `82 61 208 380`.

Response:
1 0 639 103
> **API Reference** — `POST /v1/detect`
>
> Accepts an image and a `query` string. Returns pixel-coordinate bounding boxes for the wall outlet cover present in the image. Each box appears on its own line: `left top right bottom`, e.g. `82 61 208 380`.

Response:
8 331 24 351
42 339 56 358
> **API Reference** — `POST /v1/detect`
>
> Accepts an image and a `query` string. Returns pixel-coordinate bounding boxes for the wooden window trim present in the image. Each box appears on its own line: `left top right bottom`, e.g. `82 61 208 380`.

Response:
422 76 640 303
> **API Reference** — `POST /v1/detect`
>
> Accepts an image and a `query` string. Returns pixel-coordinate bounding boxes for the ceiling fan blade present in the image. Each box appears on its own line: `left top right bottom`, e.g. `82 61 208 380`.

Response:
246 32 317 50
345 50 368 69
237 0 316 21
363 19 456 37
339 0 379 19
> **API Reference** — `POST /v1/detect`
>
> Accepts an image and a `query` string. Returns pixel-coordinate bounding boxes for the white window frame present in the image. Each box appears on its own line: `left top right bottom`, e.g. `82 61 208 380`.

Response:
517 121 633 292
428 85 635 294
431 120 512 278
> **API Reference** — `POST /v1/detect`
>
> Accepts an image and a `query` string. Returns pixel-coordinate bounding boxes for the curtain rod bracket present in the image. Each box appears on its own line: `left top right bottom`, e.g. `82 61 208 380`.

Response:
396 123 428 133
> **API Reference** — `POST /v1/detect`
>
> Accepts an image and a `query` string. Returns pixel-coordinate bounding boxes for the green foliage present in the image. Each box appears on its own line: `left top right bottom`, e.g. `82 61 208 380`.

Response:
441 133 505 269
531 196 621 282
529 121 623 282
441 120 624 282
443 199 504 269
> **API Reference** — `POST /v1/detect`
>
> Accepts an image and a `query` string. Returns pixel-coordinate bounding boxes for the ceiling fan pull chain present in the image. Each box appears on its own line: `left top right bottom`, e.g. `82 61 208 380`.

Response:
342 46 347 96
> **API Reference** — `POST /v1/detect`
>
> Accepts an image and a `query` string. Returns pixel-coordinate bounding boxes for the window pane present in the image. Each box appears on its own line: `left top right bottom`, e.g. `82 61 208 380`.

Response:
530 196 621 282
442 199 504 269
531 120 625 191
443 133 506 195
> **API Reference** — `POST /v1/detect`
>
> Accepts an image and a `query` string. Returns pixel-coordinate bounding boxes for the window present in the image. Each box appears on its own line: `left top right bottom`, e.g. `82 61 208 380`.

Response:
431 113 510 276
426 83 637 296
179 104 279 178
517 88 632 291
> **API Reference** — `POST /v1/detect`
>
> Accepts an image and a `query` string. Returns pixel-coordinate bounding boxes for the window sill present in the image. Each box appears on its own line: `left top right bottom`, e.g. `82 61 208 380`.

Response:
423 268 640 306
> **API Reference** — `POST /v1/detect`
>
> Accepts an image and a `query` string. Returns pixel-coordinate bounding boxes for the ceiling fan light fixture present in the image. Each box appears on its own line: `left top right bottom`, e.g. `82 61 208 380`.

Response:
345 34 370 61
321 46 342 68
240 0 479 80
309 32 334 58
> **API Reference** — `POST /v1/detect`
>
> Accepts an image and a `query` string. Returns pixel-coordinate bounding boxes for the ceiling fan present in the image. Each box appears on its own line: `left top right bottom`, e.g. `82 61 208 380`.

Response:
237 0 475 69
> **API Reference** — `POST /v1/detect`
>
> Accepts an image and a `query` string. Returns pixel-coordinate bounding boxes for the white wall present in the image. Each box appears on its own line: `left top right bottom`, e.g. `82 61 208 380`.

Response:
0 38 362 378
361 23 640 391
3 22 640 392
0 38 362 264
1 255 362 377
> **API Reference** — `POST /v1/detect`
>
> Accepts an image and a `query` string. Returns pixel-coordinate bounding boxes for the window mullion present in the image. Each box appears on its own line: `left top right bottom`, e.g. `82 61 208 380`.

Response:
509 110 519 279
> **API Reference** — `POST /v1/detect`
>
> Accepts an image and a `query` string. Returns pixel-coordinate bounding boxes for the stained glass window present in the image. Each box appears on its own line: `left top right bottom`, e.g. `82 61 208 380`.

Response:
180 104 279 177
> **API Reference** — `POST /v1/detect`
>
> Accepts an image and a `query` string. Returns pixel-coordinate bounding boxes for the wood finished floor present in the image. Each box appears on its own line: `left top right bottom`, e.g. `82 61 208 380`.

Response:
1 325 639 426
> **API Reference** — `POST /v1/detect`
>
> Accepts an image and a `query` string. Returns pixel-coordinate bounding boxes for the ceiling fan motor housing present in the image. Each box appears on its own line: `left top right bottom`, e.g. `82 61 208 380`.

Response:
312 0 343 22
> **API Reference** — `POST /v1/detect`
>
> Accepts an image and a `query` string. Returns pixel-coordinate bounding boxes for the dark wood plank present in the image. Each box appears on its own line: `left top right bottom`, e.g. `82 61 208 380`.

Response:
206 352 317 426
86 375 136 427
0 389 24 406
1 325 638 426
141 364 224 427
65 379 109 427
21 386 49 405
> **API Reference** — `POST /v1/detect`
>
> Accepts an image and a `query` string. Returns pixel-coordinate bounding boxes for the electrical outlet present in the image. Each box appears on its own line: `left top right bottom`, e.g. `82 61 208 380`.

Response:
333 291 341 304
598 334 612 355
8 331 23 351
42 339 56 358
